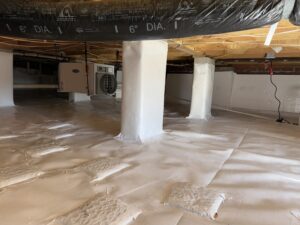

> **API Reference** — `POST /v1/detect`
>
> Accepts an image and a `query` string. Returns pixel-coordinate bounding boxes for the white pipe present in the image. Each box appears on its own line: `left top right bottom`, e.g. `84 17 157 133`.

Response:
264 23 278 46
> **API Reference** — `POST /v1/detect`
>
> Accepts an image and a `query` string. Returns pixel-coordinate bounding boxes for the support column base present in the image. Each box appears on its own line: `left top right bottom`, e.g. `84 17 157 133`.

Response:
69 93 91 103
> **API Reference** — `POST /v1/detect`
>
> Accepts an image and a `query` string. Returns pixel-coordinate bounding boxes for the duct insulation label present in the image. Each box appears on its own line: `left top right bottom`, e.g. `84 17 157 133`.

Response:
0 0 285 41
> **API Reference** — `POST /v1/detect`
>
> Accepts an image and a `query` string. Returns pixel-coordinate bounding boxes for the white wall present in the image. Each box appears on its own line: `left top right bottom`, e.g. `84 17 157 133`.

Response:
165 72 233 106
231 75 300 113
0 51 14 107
212 71 234 109
165 73 193 104
165 72 300 114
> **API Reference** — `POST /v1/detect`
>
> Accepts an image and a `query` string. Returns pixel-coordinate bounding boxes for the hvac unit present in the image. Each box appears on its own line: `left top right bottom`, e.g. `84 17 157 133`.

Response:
94 64 116 96
58 63 116 96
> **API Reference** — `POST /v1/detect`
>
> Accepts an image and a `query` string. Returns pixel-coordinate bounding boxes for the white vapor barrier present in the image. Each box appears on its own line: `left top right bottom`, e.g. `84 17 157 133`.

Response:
120 40 168 142
47 123 73 130
0 164 45 189
166 72 300 114
212 71 235 109
32 146 70 157
166 183 225 220
66 158 130 183
165 73 194 104
0 51 14 107
46 194 141 225
230 74 300 113
1 99 300 225
189 57 215 120
0 135 18 140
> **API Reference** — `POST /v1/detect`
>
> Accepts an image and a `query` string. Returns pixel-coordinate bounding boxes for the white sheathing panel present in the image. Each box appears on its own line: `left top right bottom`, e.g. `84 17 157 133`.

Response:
212 71 235 109
0 51 14 107
165 73 193 104
166 72 300 114
120 40 168 142
189 57 215 120
231 75 300 113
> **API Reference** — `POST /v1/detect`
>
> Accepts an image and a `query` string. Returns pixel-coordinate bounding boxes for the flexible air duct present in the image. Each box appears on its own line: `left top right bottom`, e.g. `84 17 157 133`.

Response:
290 0 300 25
0 0 289 41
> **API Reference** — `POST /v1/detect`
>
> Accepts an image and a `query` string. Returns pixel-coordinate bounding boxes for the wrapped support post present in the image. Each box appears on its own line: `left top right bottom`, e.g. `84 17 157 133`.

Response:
119 40 168 142
188 57 215 120
0 50 14 107
290 0 300 25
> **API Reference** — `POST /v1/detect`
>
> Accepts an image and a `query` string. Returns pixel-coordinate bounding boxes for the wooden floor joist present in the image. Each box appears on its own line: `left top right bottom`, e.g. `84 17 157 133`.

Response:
0 20 300 64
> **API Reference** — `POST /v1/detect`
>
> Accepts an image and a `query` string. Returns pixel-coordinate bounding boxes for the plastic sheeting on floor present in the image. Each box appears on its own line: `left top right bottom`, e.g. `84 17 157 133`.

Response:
0 99 299 225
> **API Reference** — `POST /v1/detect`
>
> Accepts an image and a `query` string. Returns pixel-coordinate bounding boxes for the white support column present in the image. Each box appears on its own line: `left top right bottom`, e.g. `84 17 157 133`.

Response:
188 57 215 120
0 51 14 107
69 93 91 103
120 40 168 142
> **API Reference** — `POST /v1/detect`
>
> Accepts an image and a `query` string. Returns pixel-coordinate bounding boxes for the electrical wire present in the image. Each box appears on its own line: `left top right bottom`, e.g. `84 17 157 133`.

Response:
267 61 293 125
269 72 283 122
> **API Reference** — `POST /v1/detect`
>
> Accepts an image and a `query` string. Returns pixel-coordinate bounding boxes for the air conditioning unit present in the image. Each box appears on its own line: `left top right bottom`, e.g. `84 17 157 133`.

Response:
94 64 116 96
58 63 116 96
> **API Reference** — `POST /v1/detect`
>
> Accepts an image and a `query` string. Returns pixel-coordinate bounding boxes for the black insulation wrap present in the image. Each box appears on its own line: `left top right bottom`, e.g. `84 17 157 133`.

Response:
290 0 300 25
0 0 285 41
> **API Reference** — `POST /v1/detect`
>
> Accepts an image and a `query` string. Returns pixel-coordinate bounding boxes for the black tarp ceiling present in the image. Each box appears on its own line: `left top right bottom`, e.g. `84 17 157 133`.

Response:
0 0 295 41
